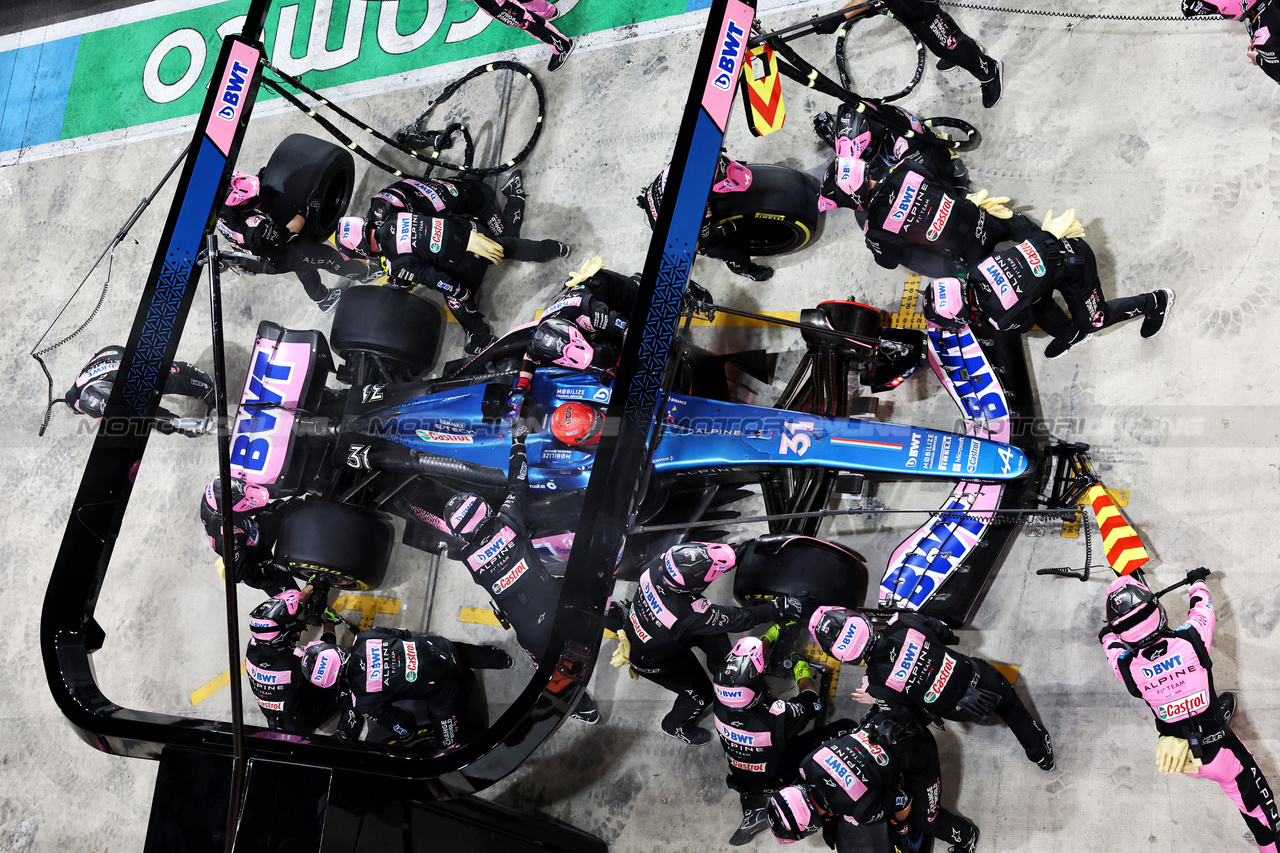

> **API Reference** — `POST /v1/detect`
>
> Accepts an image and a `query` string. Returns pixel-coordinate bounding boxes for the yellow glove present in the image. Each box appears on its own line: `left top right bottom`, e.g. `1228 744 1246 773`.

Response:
215 556 226 580
1156 736 1191 775
566 255 605 288
1041 209 1085 240
966 189 1013 220
466 230 505 264
611 628 633 668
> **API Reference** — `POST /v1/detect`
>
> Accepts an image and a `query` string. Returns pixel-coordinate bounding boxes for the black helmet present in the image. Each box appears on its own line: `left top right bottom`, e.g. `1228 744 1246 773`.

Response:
713 636 768 709
444 493 492 542
1105 575 1167 649
200 476 267 556
530 316 594 369
657 542 737 594
248 591 306 645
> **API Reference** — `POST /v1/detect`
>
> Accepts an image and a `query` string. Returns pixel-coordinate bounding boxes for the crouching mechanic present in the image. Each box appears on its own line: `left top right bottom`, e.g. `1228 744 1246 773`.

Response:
323 628 512 749
922 214 1174 359
612 542 810 745
810 606 1055 770
65 345 214 435
365 173 569 269
1101 568 1279 852
444 425 601 724
246 587 360 738
336 212 506 354
712 632 824 845
200 476 299 596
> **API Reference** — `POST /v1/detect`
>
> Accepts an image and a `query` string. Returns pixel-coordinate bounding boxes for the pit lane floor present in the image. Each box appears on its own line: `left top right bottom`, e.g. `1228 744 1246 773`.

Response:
3 1 1280 850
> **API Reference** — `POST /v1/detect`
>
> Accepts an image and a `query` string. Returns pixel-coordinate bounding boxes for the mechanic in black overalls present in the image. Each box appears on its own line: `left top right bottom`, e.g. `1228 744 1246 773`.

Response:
336 627 511 749
712 633 826 845
64 344 213 435
922 223 1174 359
365 174 569 267
199 476 299 596
216 171 378 312
1183 0 1280 83
614 542 808 745
809 606 1055 771
815 101 969 198
245 587 360 738
468 0 576 71
444 426 601 724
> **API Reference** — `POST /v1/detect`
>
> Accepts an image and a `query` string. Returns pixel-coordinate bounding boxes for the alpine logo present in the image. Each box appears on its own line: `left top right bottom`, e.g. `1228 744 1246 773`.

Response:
923 654 956 704
493 558 530 595
926 196 954 241
1158 689 1209 721
429 218 444 254
404 641 419 682
1015 241 1046 276
416 430 474 444
1141 655 1184 680
998 446 1015 475
712 20 745 90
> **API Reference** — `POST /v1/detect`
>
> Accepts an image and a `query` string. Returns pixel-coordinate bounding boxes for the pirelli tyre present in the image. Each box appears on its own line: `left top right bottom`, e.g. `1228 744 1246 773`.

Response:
733 534 868 609
705 165 823 257
330 286 442 375
274 501 394 590
260 133 355 242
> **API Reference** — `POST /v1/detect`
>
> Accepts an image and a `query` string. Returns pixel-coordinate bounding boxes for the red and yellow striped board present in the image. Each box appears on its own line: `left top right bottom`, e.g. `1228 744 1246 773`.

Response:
740 43 785 137
1086 483 1149 575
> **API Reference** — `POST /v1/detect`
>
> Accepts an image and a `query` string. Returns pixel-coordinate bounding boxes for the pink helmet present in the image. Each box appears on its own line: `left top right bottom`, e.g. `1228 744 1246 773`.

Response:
659 542 737 593
712 154 753 194
531 317 594 369
248 590 305 644
930 278 966 320
444 493 492 541
337 217 367 253
225 171 260 207
809 606 873 663
834 156 867 199
768 785 818 843
204 476 270 515
713 636 768 709
301 641 349 689
1105 575 1167 649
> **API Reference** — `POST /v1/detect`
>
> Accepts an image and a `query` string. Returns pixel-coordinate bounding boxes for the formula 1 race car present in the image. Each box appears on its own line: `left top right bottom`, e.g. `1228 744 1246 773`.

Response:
226 284 1042 624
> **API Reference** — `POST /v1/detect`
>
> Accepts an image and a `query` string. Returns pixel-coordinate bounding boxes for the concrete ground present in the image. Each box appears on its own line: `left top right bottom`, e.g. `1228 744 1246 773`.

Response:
3 0 1280 850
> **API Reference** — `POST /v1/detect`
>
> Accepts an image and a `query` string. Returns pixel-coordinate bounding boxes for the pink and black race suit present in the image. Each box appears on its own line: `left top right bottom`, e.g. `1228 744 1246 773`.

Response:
66 344 213 420
1248 0 1280 84
538 271 639 369
348 628 468 744
799 731 900 826
246 634 345 735
368 177 509 239
1103 582 1280 852
627 568 773 667
216 203 286 253
862 613 972 716
456 433 561 660
371 212 480 296
714 691 820 794
470 0 572 53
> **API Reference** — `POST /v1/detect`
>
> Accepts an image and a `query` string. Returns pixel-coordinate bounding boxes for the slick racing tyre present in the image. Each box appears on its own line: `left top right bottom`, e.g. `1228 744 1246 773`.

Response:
331 286 442 376
260 133 355 242
274 501 394 590
733 534 868 608
706 165 823 257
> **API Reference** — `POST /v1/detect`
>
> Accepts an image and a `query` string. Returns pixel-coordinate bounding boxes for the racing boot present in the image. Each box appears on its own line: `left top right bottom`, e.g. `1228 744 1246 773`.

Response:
548 37 575 72
661 721 711 746
1140 288 1175 338
937 56 960 72
729 805 770 846
947 824 980 853
725 259 774 282
1029 720 1056 771
315 282 350 313
1044 332 1091 360
1218 691 1236 726
570 691 602 725
979 57 1003 109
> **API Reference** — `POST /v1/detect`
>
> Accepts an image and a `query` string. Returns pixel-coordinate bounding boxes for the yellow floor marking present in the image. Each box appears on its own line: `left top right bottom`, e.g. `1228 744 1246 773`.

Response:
990 662 1019 684
1061 488 1129 538
523 308 802 328
460 606 502 626
331 594 402 631
191 660 247 706
800 641 843 704
889 273 926 330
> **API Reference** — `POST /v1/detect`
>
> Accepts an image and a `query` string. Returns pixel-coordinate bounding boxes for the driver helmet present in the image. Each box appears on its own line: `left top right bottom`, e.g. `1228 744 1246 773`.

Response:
225 171 260 207
711 153 753 194
923 277 971 331
530 316 594 369
300 641 349 689
1105 575 1168 649
550 402 604 448
658 542 737 594
249 590 306 645
713 636 768 709
809 606 873 663
444 493 492 542
337 216 372 257
768 785 821 843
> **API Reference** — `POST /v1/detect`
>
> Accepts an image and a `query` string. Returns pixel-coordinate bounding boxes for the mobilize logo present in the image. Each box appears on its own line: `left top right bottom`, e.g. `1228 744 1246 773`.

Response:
926 196 954 241
216 61 250 120
493 558 530 595
712 21 746 90
404 641 419 682
1141 654 1184 680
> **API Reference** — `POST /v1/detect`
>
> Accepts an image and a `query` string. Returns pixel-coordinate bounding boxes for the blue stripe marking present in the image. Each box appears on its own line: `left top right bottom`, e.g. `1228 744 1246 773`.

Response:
686 0 713 10
0 37 79 151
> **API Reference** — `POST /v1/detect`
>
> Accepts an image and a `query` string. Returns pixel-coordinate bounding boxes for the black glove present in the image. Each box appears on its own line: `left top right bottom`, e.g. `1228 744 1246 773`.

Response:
938 625 960 646
686 281 713 306
955 684 1000 721
1187 567 1211 583
588 298 613 334
821 815 838 849
512 424 529 442
771 595 811 623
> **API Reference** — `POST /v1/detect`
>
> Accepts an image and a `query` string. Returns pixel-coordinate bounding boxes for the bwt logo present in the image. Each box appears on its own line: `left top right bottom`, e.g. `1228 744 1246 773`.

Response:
905 433 921 468
892 640 920 681
890 184 917 221
398 215 412 242
643 580 667 615
983 261 1007 289
217 61 250 120
726 729 757 745
231 350 293 474
821 753 860 791
1142 655 1183 679
368 642 384 681
716 685 747 703
713 21 745 89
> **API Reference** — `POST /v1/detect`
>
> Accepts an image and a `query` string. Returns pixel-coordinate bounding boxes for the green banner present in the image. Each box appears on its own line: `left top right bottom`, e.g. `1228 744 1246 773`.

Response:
62 0 687 141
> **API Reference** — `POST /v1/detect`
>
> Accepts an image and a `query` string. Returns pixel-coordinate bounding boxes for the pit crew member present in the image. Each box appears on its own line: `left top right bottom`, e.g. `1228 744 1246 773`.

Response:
64 344 214 435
